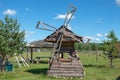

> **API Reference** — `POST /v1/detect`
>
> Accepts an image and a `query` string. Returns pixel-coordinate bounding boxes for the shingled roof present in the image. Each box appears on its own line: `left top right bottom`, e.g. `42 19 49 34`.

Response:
26 40 55 48
44 26 83 43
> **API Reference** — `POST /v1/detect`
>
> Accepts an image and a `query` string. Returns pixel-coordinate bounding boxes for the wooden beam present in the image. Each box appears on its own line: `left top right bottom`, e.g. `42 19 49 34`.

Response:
30 48 33 62
26 48 29 61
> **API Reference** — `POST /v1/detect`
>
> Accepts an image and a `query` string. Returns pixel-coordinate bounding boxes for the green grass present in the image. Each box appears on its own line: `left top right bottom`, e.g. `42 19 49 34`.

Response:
80 53 120 80
0 52 120 80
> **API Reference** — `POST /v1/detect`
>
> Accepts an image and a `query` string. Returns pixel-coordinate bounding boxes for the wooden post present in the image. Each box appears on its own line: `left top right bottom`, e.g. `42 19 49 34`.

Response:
26 47 29 61
96 43 98 62
30 48 33 63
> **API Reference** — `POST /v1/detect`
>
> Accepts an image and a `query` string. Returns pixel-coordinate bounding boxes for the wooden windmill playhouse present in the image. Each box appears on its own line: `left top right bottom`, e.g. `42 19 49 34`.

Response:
36 5 90 77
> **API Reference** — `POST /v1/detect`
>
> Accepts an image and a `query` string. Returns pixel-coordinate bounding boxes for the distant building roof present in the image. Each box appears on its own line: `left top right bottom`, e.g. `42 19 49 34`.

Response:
25 40 55 48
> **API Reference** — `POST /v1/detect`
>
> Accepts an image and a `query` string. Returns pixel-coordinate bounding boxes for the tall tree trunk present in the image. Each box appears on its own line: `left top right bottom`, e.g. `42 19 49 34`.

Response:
0 55 6 72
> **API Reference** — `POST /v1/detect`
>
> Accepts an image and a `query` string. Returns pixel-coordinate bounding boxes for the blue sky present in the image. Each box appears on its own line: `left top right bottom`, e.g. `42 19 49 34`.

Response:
0 0 120 43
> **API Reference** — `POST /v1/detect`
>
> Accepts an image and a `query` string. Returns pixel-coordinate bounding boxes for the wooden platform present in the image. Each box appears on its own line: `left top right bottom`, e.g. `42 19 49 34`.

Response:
47 58 85 77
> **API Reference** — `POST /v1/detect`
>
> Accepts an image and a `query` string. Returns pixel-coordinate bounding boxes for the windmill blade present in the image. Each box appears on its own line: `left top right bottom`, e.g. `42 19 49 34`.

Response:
68 34 90 44
56 33 64 59
50 34 62 57
65 32 90 44
50 33 64 61
36 21 57 32
63 5 76 28
54 32 64 59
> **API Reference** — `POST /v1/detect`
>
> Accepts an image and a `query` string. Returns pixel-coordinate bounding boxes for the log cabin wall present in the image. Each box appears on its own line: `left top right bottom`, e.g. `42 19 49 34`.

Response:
60 41 74 53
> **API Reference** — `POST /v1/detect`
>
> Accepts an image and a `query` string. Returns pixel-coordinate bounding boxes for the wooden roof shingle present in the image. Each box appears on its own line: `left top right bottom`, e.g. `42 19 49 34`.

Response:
44 26 83 43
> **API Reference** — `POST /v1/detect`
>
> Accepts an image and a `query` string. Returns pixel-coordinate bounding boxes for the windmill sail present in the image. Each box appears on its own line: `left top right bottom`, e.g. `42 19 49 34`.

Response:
36 21 57 32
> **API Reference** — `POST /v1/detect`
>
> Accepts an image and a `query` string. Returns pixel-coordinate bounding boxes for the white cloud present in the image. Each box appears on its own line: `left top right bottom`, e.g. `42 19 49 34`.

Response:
95 38 101 42
83 36 91 43
25 31 35 38
26 31 34 34
67 26 71 30
84 36 101 42
84 36 91 39
29 39 36 43
116 0 120 6
67 24 72 30
54 13 75 20
29 31 34 34
92 37 101 42
3 9 16 15
96 33 102 37
54 14 65 19
105 33 108 36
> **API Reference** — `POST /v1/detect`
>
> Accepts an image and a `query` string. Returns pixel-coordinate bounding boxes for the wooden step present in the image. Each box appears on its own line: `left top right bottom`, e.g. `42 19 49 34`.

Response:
48 70 83 74
48 72 84 76
51 65 82 68
48 73 84 77
51 62 80 64
49 69 83 72
47 59 84 77
51 64 81 67
50 67 83 70
52 62 81 65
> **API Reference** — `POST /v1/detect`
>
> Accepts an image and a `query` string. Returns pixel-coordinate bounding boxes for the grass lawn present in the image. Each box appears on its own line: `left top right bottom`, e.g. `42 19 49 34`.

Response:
0 52 120 80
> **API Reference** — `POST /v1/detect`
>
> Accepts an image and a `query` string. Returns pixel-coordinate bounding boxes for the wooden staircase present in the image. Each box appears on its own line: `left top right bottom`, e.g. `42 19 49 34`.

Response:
47 58 85 77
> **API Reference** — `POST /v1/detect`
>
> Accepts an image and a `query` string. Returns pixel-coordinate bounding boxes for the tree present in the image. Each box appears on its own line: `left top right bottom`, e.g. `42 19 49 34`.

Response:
103 30 119 67
0 16 26 71
90 43 96 51
74 43 85 52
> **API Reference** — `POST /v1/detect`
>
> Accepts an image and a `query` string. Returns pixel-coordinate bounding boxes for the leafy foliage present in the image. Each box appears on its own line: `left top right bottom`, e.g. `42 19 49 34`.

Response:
102 30 120 66
74 43 103 52
103 30 120 57
0 16 26 70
